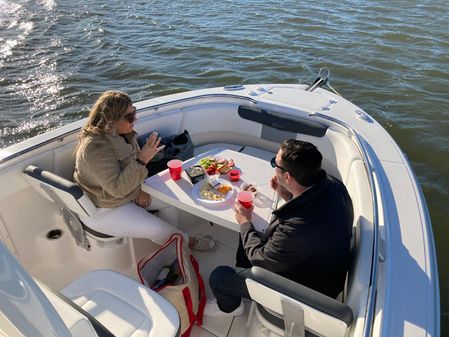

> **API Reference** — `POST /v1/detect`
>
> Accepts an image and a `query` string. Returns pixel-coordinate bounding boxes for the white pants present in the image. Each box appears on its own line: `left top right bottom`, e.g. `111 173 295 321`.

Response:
81 199 187 245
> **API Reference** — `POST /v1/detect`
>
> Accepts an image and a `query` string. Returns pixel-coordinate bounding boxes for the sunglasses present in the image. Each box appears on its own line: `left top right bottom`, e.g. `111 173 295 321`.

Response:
122 106 137 123
270 157 288 172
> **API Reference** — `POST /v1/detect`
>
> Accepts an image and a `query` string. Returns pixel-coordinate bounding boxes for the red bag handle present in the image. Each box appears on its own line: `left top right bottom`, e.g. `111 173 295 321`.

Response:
181 255 206 337
190 255 206 326
181 287 196 337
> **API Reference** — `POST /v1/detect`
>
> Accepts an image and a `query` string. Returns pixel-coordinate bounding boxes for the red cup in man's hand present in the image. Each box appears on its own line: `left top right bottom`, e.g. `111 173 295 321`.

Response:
237 191 253 209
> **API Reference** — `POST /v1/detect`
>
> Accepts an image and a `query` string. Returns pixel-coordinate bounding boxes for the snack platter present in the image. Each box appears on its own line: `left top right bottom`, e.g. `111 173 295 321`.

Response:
192 179 234 204
197 156 235 175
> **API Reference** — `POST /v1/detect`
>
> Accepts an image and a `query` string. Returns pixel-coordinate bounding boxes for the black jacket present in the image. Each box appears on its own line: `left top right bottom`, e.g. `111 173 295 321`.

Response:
240 170 353 298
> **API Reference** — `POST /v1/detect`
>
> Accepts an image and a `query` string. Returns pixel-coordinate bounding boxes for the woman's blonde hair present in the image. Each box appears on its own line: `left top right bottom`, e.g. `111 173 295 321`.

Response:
79 91 132 138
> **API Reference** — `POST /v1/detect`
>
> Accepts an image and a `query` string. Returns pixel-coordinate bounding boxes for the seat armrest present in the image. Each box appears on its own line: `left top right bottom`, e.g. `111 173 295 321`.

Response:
248 267 353 327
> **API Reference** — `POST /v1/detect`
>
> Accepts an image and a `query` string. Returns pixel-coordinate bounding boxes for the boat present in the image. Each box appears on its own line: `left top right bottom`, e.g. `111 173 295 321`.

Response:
0 75 440 337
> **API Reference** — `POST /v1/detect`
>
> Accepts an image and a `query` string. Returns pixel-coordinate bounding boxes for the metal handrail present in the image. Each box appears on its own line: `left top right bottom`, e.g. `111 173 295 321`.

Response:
311 112 380 337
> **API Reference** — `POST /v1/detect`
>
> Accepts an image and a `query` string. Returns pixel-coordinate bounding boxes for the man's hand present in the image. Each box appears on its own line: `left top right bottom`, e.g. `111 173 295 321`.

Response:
134 190 151 208
270 176 292 201
234 199 253 225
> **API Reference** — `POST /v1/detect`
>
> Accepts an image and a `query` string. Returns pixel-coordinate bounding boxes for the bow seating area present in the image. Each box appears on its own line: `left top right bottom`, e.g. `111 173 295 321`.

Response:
16 101 372 336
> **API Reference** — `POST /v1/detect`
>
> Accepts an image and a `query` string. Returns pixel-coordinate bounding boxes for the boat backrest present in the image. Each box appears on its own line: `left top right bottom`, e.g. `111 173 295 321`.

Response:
22 165 98 250
23 165 97 218
246 267 353 337
53 141 78 180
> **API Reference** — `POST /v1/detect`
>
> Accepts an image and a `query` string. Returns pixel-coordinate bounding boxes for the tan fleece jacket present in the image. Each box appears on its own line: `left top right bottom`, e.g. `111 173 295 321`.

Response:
73 131 148 208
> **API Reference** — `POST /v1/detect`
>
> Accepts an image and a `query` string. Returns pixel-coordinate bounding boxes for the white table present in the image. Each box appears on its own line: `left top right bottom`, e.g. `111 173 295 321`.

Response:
142 148 278 233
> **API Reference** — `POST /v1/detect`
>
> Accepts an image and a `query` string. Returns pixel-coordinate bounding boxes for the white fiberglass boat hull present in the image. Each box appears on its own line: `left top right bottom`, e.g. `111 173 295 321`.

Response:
0 84 439 337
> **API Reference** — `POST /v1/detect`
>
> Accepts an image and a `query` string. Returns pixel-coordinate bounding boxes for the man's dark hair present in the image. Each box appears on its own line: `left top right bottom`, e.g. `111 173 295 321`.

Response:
280 139 322 187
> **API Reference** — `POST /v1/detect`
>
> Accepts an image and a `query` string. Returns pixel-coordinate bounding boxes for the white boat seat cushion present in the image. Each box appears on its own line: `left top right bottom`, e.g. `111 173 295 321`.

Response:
246 267 352 337
38 281 101 337
240 146 275 161
194 142 243 156
61 269 180 337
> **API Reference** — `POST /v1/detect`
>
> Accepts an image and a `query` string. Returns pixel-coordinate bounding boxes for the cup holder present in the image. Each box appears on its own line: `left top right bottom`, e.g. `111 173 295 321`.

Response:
46 229 63 240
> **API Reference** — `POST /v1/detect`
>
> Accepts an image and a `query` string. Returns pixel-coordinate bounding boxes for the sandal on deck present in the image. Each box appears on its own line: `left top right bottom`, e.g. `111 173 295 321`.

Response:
191 234 216 252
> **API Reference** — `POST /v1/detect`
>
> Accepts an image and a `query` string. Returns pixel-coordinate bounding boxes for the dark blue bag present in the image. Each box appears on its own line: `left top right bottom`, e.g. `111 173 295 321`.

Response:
139 130 194 176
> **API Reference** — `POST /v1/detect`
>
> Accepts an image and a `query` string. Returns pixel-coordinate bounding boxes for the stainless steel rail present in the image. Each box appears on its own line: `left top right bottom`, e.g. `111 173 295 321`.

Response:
312 112 380 337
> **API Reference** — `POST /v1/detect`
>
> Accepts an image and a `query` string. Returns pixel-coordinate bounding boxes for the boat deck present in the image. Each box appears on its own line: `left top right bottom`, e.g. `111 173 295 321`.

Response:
184 217 244 337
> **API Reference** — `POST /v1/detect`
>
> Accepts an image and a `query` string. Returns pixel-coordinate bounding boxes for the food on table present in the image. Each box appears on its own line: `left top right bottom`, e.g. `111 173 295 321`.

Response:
207 174 221 188
216 184 232 195
243 184 257 193
198 156 235 175
185 165 205 184
218 164 232 174
241 182 258 195
199 181 233 201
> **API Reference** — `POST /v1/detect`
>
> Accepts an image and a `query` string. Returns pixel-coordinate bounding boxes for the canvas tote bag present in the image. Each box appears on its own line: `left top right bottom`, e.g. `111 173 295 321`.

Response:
137 233 206 337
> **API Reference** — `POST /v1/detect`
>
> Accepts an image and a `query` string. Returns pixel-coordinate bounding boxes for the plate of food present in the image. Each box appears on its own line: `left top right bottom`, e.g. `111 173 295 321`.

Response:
197 156 235 175
192 178 234 205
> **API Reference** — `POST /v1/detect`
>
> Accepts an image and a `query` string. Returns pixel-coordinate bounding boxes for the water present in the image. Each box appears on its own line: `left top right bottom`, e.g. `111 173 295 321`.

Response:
1 0 448 332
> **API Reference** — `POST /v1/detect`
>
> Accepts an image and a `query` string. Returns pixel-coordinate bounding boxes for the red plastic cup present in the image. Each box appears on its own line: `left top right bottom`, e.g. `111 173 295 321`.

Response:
167 159 182 180
229 169 240 182
237 191 254 209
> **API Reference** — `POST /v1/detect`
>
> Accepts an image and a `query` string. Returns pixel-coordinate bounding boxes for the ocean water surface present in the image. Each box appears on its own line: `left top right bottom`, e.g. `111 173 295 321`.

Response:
1 0 448 333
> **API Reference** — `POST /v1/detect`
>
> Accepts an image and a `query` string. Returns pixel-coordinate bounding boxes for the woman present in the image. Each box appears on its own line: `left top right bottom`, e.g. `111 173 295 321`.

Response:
74 91 215 250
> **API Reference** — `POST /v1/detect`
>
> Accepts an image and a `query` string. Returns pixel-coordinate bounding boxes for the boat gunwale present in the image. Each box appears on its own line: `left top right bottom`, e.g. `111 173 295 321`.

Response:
313 112 379 337
0 93 258 166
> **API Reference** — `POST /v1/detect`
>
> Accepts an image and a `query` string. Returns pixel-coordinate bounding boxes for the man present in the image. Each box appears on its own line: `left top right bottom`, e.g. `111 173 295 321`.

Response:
204 139 354 317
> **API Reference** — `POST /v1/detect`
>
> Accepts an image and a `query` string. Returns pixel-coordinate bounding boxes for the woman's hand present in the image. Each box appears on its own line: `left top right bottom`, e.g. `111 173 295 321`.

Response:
270 176 292 201
134 190 151 208
138 132 165 164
